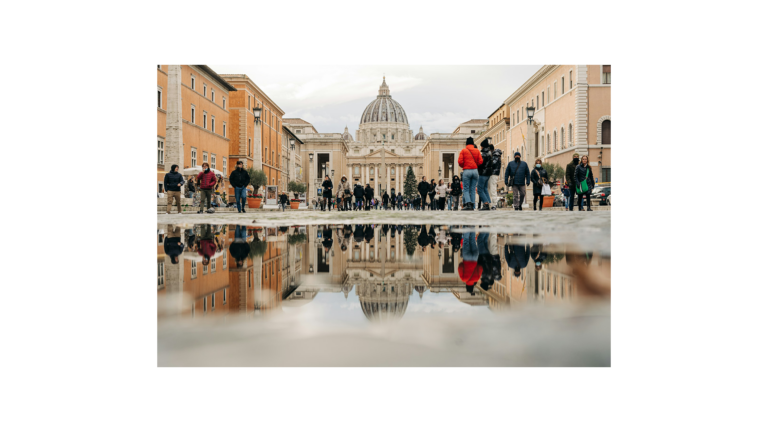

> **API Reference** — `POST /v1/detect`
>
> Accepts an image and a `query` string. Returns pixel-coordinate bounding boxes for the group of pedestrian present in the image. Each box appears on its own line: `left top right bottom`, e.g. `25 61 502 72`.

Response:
457 137 504 211
164 161 243 215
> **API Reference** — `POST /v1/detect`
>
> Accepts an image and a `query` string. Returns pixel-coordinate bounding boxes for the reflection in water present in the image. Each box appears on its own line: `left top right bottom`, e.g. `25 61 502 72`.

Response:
157 223 610 321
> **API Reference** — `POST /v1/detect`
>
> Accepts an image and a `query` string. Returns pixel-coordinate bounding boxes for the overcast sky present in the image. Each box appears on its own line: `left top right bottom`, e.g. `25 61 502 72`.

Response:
211 65 542 136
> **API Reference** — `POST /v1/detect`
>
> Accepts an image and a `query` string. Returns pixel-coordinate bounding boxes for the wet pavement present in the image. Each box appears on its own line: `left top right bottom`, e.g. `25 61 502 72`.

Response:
157 215 611 366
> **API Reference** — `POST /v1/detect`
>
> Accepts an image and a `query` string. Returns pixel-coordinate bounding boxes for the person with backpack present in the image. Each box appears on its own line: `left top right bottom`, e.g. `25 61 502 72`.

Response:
574 155 595 211
417 176 431 211
477 139 494 211
229 160 250 213
449 175 462 211
489 145 503 210
196 162 217 214
163 164 185 214
531 158 549 211
504 151 530 211
457 137 483 211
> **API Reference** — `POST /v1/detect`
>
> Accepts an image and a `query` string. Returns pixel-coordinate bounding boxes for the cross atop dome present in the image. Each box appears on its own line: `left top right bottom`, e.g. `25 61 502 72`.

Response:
378 76 390 97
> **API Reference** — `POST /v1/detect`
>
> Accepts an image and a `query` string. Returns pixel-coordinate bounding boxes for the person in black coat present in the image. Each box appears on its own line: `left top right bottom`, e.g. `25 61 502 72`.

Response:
574 155 595 211
364 184 374 210
279 192 289 211
163 165 185 214
364 225 374 244
505 241 530 278
229 225 250 268
353 224 364 243
477 139 494 211
418 225 431 251
321 176 333 211
353 183 365 210
382 191 390 210
428 179 437 210
504 152 531 211
229 161 251 213
449 175 462 210
531 158 549 211
565 153 581 211
163 225 184 264
418 176 431 211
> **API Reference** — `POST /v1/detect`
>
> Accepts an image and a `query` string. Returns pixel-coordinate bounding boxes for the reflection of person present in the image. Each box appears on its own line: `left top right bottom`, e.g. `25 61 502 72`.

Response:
418 225 431 251
531 244 548 270
229 225 250 268
322 225 333 251
198 225 216 265
364 224 374 244
478 232 495 291
504 240 530 278
459 231 481 292
163 225 183 264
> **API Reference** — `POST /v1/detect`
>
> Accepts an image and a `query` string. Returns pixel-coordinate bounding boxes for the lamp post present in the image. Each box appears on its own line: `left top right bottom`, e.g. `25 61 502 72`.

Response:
448 163 453 180
309 153 315 204
523 106 536 209
253 106 263 170
438 168 442 180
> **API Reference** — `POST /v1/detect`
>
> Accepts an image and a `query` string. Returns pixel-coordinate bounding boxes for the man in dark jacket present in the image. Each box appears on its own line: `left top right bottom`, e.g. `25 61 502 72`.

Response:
279 191 289 212
229 225 250 268
418 176 431 211
229 161 250 213
504 152 530 211
489 146 503 210
504 242 530 278
565 153 580 211
163 225 184 264
477 139 494 211
364 184 374 211
163 164 185 214
449 175 462 210
382 191 390 210
353 183 364 210
196 163 217 214
418 225 431 251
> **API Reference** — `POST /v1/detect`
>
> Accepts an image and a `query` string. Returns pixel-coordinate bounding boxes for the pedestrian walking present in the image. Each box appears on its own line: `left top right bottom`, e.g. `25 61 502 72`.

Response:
489 145 503 210
185 175 196 199
163 164 185 214
337 175 351 211
565 153 580 211
459 231 481 293
449 175 462 211
562 184 570 209
505 241 530 279
229 160 250 213
429 179 437 210
458 137 482 211
504 151 530 211
418 176 430 211
477 138 494 211
396 192 403 210
279 191 289 211
196 162 217 213
353 183 364 210
436 179 448 211
364 184 374 211
382 191 390 210
575 155 595 211
531 158 549 211
321 175 333 211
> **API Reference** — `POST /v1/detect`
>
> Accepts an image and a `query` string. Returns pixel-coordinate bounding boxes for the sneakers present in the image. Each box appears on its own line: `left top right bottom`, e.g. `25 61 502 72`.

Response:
491 206 496 211
197 210 203 214
479 203 490 211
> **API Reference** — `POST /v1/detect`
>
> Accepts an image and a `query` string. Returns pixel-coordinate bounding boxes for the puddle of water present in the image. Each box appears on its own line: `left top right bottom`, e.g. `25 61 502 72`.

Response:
157 223 610 366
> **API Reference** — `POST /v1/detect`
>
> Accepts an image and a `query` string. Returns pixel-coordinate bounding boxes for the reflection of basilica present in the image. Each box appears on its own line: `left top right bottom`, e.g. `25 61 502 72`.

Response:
158 224 589 321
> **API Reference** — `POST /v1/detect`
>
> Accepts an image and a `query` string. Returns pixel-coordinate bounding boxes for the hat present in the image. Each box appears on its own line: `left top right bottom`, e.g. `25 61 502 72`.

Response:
480 138 490 148
514 151 521 157
466 137 474 145
573 152 579 157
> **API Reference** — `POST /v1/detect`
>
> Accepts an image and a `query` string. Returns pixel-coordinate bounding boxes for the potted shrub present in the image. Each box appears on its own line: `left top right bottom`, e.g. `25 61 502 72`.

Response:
287 181 306 209
245 167 267 210
288 233 307 245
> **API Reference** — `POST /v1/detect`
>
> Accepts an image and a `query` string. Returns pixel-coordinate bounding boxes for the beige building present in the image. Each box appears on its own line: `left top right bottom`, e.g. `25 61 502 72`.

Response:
505 65 611 183
281 126 304 193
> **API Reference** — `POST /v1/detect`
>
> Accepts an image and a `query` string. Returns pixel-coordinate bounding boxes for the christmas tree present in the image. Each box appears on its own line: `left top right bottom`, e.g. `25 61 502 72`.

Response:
404 166 417 199
404 225 418 256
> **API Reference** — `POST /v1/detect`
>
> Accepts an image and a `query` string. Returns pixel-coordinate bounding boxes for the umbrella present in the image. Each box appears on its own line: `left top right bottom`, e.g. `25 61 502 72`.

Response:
182 166 224 177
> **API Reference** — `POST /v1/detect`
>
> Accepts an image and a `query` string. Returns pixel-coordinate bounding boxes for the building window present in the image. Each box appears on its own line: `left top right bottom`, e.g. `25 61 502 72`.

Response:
203 111 208 129
203 263 208 275
561 127 565 149
211 89 215 102
602 120 611 144
191 105 195 124
561 77 565 94
157 262 164 286
569 71 573 89
602 65 611 84
211 258 216 273
601 167 611 183
568 124 573 146
248 96 251 109
547 134 550 153
370 167 374 176
248 138 251 156
211 116 216 134
203 297 207 313
223 157 227 173
541 92 544 107
203 83 207 97
223 288 227 303
203 152 208 164
157 139 164 165
223 122 226 137
354 166 360 175
222 97 226 109
211 154 216 170
296 129 302 133
157 86 162 109
191 75 195 90
191 261 197 279
553 131 557 151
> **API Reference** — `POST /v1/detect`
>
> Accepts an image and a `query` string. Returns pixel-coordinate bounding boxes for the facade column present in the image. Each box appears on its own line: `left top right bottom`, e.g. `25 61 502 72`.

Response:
348 164 352 184
165 65 183 172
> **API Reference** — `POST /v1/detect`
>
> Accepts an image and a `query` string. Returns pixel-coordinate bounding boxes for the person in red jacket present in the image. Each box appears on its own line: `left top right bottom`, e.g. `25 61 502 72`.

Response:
197 224 217 266
458 230 481 292
196 162 217 214
457 137 482 211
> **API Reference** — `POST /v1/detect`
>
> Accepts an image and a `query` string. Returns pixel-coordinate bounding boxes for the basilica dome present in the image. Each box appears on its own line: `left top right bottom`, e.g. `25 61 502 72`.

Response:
414 126 427 140
359 77 409 125
342 126 354 142
358 284 410 323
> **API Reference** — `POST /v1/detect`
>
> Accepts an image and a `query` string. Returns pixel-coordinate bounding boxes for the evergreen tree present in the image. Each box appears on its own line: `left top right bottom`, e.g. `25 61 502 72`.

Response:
404 225 418 256
404 166 417 199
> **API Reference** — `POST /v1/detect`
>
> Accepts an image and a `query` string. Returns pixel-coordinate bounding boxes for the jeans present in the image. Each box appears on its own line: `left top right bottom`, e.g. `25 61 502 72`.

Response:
447 196 453 210
477 232 490 256
511 185 526 209
452 196 460 210
477 176 491 204
235 225 247 240
488 175 499 207
462 232 479 262
462 169 479 206
234 187 247 212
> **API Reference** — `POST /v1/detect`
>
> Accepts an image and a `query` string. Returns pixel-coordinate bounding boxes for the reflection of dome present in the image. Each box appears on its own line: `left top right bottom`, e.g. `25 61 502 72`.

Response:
414 126 427 140
342 126 354 142
360 77 409 125
358 284 410 322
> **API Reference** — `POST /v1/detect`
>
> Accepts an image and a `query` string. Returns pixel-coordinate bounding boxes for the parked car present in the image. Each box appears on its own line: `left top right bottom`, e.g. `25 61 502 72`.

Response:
591 186 611 206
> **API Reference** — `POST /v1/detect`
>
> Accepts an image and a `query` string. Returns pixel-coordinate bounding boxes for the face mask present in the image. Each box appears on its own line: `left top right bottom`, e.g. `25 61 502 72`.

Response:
535 164 541 168
515 157 520 161
535 261 541 266
573 159 579 164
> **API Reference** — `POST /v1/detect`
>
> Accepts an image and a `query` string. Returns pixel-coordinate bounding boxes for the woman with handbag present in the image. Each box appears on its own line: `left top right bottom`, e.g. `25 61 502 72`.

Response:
531 158 548 211
574 155 595 211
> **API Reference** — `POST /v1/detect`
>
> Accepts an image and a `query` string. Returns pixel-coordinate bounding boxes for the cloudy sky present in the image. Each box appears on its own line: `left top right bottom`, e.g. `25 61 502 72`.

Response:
211 65 542 136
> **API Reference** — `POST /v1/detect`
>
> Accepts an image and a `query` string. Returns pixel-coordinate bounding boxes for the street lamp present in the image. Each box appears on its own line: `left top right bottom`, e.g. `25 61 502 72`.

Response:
331 169 335 178
253 107 262 124
309 153 313 162
290 138 295 151
438 168 442 179
526 106 535 123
